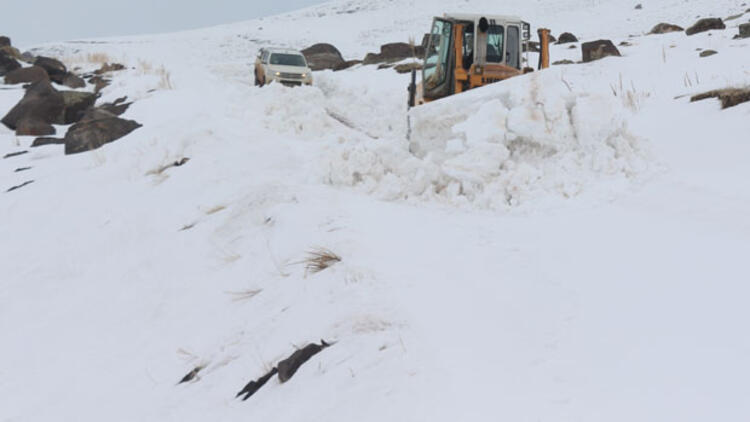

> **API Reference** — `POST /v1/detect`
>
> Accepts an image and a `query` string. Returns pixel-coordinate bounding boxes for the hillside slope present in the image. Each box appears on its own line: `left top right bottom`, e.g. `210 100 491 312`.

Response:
1 0 749 421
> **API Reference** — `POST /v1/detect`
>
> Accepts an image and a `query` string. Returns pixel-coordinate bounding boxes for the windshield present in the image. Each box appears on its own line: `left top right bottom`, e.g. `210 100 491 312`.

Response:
270 54 307 67
424 19 453 90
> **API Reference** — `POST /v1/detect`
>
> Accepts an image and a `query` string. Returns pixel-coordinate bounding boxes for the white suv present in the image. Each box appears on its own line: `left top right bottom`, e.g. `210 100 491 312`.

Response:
255 48 313 87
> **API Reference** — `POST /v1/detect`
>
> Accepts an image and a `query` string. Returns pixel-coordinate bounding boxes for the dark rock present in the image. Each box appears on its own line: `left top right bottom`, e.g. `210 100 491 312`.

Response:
553 59 576 65
301 43 345 71
363 43 415 65
3 150 28 159
277 340 330 383
34 56 68 83
333 59 362 71
691 88 750 109
394 62 423 74
635 3 643 9
739 23 750 38
79 108 117 122
31 137 65 147
94 62 126 75
4 66 49 84
557 32 579 44
582 40 621 62
62 73 86 89
177 366 202 385
58 91 97 124
7 180 33 193
0 50 21 76
14 167 32 172
2 80 64 130
0 36 10 47
686 18 726 35
236 367 278 401
19 52 36 64
16 117 55 136
377 63 393 70
88 75 110 93
64 116 142 155
649 23 684 34
619 41 633 46
548 34 557 43
699 49 718 57
98 99 132 117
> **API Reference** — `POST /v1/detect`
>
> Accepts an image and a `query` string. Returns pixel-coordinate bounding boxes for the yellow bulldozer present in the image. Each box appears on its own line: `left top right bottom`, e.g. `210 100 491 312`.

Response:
408 13 551 107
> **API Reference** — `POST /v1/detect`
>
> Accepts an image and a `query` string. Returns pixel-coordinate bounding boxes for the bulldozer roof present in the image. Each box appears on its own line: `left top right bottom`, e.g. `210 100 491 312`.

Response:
442 13 525 23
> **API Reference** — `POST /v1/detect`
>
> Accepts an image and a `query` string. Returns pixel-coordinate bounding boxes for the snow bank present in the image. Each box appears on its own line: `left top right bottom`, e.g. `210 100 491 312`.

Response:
324 69 653 210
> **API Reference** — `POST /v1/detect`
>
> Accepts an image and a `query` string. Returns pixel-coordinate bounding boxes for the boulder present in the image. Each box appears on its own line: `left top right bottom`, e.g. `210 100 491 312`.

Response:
333 59 362 71
394 62 423 74
277 341 330 383
19 52 37 64
97 97 131 116
553 59 576 65
16 117 55 136
556 32 579 44
34 56 67 83
79 108 118 123
94 62 126 74
301 43 344 71
649 23 685 34
699 49 718 57
739 23 750 38
363 42 414 65
582 40 621 62
31 137 65 147
4 66 49 84
57 91 97 125
2 80 64 130
0 36 10 47
0 50 21 76
64 115 141 155
686 18 726 35
62 73 86 89
691 88 750 109
88 75 110 93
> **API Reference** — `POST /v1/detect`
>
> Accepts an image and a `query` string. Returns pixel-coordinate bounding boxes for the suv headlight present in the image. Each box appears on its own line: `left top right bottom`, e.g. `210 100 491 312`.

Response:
275 72 281 76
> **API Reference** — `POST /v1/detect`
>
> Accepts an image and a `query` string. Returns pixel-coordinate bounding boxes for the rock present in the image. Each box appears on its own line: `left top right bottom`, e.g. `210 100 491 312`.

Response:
62 73 86 89
377 63 393 70
548 34 557 43
97 97 131 117
582 40 621 62
0 36 10 47
34 56 68 83
31 137 65 147
619 41 633 46
557 32 579 44
2 80 64 130
685 18 726 35
333 59 362 71
16 117 55 136
88 75 110 93
277 341 330 383
635 3 643 9
691 88 750 109
64 115 142 155
236 367 278 401
699 49 718 57
739 23 750 38
4 66 49 84
363 42 415 65
0 50 21 76
394 62 423 74
649 23 685 34
94 62 126 75
553 59 576 65
58 91 97 125
301 43 344 71
19 52 37 64
79 108 117 122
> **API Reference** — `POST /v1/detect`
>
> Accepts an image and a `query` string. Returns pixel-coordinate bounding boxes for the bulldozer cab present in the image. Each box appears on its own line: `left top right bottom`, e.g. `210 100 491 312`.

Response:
420 14 534 103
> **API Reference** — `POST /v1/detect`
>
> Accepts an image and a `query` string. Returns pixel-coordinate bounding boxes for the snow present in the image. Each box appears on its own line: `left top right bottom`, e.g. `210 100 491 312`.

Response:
2 0 750 421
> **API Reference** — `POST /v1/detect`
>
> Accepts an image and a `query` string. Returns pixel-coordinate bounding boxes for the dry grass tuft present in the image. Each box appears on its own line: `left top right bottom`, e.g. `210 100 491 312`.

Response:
304 248 341 275
226 289 263 303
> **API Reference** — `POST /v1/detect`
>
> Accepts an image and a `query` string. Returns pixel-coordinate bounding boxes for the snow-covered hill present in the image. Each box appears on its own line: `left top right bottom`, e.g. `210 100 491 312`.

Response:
2 0 749 421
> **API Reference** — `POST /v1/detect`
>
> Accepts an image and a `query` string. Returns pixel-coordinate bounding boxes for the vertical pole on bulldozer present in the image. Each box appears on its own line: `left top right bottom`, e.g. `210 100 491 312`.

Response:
537 28 551 70
408 69 417 108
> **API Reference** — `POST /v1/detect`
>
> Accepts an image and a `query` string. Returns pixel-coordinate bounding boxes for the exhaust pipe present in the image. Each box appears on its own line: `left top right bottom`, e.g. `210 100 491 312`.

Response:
537 28 551 70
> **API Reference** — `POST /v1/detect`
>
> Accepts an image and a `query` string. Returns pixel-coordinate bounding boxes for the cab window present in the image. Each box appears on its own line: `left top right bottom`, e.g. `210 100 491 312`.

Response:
486 25 504 63
506 26 520 68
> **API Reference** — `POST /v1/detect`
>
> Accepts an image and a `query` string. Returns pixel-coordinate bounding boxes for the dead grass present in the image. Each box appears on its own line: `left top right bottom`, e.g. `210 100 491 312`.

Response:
225 289 263 303
304 248 341 275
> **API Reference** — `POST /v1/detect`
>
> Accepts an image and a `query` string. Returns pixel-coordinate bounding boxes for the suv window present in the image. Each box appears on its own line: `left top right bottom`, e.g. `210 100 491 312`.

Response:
506 26 520 68
270 54 307 67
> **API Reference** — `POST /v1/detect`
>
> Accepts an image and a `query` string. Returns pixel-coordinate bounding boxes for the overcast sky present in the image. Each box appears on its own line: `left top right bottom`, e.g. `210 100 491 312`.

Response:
3 0 327 47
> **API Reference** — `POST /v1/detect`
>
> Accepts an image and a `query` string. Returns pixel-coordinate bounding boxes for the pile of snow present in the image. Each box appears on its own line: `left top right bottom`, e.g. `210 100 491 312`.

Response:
325 68 652 210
